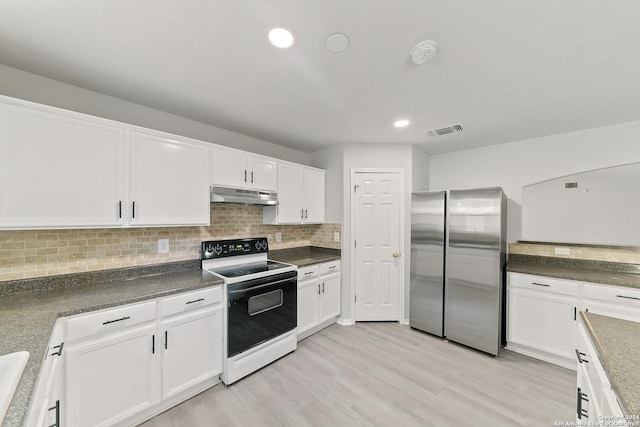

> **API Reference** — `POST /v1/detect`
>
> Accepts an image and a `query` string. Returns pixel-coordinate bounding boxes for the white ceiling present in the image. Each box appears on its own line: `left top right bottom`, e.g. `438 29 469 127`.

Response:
1 1 640 155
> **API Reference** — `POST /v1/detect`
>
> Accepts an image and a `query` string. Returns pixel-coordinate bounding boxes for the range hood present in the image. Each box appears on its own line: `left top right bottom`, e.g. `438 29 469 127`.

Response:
210 186 278 206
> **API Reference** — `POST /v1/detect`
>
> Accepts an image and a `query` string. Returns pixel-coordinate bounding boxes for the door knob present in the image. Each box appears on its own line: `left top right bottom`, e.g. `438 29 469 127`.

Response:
392 252 399 258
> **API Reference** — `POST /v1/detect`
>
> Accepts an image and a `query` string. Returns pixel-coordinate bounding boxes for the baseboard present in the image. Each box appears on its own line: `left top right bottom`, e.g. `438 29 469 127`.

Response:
337 317 354 326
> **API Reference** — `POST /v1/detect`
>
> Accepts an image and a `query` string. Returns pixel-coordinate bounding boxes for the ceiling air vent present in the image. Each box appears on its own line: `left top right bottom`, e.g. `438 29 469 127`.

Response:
426 123 465 138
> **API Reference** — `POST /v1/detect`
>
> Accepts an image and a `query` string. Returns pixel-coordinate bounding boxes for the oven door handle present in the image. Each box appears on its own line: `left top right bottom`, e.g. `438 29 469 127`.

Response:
228 277 296 295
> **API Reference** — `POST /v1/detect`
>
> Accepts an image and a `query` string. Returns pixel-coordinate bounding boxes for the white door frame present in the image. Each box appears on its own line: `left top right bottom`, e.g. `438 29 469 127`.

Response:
350 168 405 323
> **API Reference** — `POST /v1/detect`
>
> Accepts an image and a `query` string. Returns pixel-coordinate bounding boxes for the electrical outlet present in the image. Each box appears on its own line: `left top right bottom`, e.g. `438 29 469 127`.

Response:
275 232 282 243
334 232 340 242
158 239 170 254
554 247 570 256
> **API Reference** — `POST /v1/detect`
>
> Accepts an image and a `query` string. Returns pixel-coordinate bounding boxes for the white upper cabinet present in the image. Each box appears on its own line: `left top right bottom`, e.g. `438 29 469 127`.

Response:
0 102 126 228
263 162 325 224
129 131 209 227
211 147 277 191
0 96 211 229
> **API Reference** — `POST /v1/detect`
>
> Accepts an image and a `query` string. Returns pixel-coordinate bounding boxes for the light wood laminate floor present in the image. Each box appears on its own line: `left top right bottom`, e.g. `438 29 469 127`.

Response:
141 322 576 427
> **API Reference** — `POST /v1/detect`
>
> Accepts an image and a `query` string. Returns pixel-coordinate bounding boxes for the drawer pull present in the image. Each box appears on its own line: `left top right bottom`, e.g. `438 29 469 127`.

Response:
186 298 205 305
51 342 64 357
328 266 336 270
304 271 314 276
575 349 588 364
616 294 640 301
102 316 130 325
531 282 550 287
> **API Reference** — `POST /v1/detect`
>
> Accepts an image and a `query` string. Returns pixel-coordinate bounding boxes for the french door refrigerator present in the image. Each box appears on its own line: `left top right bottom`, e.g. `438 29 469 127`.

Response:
410 187 507 356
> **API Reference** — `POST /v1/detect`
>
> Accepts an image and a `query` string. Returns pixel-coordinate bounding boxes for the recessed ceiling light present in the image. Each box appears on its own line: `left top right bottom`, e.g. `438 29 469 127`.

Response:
268 28 295 48
394 119 410 128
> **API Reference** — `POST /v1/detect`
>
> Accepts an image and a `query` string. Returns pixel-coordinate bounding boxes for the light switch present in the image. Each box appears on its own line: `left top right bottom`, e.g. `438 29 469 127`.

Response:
334 232 340 242
275 232 282 243
158 239 170 254
554 247 570 256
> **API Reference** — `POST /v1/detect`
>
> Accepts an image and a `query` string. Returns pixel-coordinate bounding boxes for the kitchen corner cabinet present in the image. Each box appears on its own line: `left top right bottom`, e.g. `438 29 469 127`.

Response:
263 163 325 224
0 102 126 229
129 131 209 226
297 260 341 341
582 282 640 323
506 273 578 370
211 147 277 191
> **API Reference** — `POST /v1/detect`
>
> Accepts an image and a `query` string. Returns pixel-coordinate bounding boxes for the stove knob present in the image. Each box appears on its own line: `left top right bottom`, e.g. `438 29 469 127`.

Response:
214 244 223 255
205 244 214 254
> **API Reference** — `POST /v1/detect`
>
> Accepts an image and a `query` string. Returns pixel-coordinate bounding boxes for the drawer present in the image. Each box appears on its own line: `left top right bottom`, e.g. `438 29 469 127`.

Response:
298 265 320 281
584 283 640 306
66 300 156 342
320 260 340 275
160 286 222 317
508 272 578 296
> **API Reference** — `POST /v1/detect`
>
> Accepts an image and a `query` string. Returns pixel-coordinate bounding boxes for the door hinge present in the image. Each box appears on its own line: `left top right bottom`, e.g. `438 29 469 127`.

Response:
354 185 359 193
354 240 357 248
354 295 357 303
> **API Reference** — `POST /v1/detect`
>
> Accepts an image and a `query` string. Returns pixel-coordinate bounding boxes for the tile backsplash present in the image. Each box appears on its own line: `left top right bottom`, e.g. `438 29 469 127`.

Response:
0 205 341 282
510 241 640 264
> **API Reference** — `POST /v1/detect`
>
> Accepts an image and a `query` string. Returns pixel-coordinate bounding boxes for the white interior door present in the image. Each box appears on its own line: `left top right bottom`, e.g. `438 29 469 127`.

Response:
354 171 402 321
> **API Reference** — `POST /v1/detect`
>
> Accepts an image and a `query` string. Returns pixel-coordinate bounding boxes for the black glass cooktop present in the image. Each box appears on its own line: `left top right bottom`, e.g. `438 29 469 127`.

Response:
209 260 289 278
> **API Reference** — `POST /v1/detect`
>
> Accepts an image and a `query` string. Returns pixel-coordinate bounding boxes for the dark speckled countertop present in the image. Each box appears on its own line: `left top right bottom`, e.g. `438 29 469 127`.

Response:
581 312 640 417
269 246 341 267
0 261 222 427
508 254 640 289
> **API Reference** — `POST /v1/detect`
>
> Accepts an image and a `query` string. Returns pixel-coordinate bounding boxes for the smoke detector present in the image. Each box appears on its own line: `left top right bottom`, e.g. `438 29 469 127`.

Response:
411 40 438 64
426 123 465 138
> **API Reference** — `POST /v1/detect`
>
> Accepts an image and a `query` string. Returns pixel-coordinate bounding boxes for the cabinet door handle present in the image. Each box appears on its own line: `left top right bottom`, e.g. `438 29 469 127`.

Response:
531 282 550 287
304 209 308 219
48 399 60 427
118 200 122 219
251 171 254 183
322 282 325 293
244 170 247 182
317 284 321 295
132 201 136 219
102 316 130 325
575 349 588 364
301 209 304 219
616 294 640 301
152 334 155 354
186 298 205 305
51 342 64 357
165 330 168 350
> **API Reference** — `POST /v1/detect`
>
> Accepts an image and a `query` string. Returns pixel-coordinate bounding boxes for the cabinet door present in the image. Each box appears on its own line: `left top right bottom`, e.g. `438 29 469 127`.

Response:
247 156 277 191
297 279 320 338
161 306 222 399
319 273 341 323
275 163 303 223
211 148 247 188
508 287 576 364
0 103 125 228
65 324 160 427
302 168 325 223
129 132 209 226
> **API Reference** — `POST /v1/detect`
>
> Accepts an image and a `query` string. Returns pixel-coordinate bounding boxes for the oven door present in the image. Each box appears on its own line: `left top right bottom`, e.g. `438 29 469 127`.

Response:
227 270 297 358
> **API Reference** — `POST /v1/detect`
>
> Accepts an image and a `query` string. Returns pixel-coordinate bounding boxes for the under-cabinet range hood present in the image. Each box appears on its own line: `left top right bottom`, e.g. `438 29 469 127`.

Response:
210 185 278 206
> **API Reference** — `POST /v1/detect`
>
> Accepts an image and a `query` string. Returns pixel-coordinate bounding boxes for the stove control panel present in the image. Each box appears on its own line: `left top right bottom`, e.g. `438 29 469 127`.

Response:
201 237 269 259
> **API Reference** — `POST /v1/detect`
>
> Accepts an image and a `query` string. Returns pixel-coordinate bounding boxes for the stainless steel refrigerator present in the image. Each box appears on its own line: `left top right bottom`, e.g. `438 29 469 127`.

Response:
410 187 507 356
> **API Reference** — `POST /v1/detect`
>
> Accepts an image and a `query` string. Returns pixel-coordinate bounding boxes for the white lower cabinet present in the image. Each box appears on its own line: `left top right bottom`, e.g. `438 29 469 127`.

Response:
65 323 160 427
27 286 223 427
297 261 340 341
575 318 627 423
160 288 223 400
506 273 578 369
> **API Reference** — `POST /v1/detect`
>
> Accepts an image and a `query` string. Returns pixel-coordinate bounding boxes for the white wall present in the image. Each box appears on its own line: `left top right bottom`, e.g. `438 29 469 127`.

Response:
339 144 415 323
412 146 430 191
0 64 310 164
428 120 640 243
